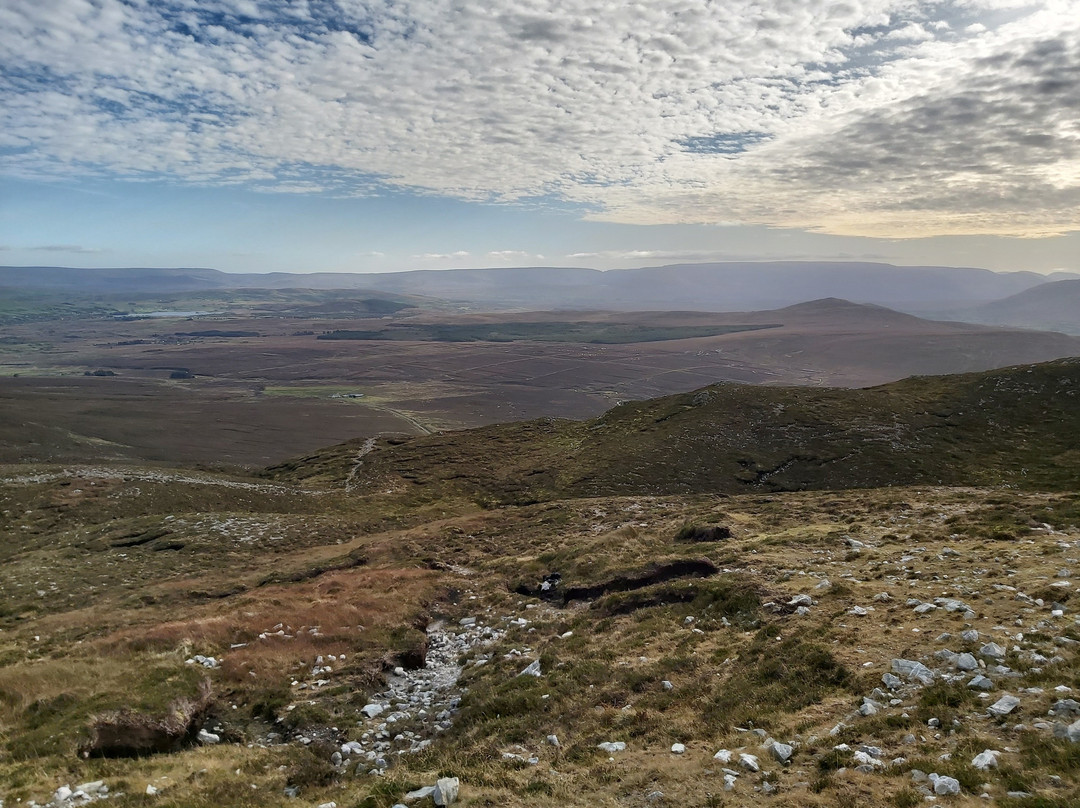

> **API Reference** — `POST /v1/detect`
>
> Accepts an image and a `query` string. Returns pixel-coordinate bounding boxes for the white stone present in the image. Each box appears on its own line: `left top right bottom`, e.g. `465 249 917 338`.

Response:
988 694 1020 716
597 741 626 753
771 742 794 762
518 660 541 677
739 753 760 772
713 749 732 763
547 734 560 747
932 775 961 796
361 703 385 718
670 743 686 754
853 750 882 768
146 785 158 796
433 777 460 806
197 728 220 744
53 786 73 803
972 750 1000 770
980 642 1006 662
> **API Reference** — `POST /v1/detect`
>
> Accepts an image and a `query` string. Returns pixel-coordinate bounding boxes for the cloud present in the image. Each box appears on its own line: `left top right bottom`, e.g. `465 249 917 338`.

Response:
413 251 471 260
1 0 1077 238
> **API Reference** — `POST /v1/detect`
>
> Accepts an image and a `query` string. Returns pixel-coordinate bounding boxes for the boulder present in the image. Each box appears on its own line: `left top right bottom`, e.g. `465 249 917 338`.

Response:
956 653 978 671
771 742 794 763
433 777 459 806
972 749 1000 770
931 774 961 795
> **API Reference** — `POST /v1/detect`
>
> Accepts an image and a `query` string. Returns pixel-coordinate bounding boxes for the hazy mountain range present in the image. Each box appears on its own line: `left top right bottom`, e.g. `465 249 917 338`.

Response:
4 262 1080 332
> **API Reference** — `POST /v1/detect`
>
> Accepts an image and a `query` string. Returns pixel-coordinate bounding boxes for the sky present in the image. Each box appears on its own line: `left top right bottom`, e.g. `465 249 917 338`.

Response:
1 0 1078 275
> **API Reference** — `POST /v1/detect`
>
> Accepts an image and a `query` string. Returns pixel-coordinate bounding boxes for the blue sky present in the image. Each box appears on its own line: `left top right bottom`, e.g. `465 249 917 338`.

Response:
2 0 1078 274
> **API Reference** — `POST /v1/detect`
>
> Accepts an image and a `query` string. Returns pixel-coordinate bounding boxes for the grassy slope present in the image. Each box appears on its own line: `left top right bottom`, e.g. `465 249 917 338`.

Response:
3 358 1080 807
272 357 1080 501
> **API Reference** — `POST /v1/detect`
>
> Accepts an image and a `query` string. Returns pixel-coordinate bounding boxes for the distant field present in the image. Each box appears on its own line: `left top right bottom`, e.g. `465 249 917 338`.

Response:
2 296 1079 465
317 321 779 343
0 377 425 467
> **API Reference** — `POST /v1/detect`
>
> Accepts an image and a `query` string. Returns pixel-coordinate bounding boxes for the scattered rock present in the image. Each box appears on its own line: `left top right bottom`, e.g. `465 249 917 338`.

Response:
971 750 1000 770
988 694 1020 717
892 658 934 685
361 703 385 719
882 673 903 691
598 741 626 754
1053 719 1080 742
956 653 978 671
771 742 793 763
930 774 961 796
433 777 459 806
518 660 541 677
671 743 686 754
739 753 760 772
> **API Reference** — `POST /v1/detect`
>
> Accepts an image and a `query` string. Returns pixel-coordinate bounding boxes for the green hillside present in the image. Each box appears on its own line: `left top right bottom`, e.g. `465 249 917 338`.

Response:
272 357 1080 502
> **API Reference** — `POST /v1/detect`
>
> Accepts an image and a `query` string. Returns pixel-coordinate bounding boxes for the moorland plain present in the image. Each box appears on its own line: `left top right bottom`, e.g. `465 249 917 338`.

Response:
2 293 1079 467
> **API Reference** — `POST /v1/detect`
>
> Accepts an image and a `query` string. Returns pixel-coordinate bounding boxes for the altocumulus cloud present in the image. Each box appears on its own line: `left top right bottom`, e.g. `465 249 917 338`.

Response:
1 0 1077 238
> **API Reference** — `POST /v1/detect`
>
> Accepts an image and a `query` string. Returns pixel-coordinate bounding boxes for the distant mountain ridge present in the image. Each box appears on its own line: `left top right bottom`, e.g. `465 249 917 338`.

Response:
959 279 1080 335
3 262 1075 315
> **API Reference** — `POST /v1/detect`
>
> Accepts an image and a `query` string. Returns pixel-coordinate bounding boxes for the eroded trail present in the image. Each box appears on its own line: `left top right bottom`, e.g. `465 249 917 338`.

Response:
344 438 377 492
